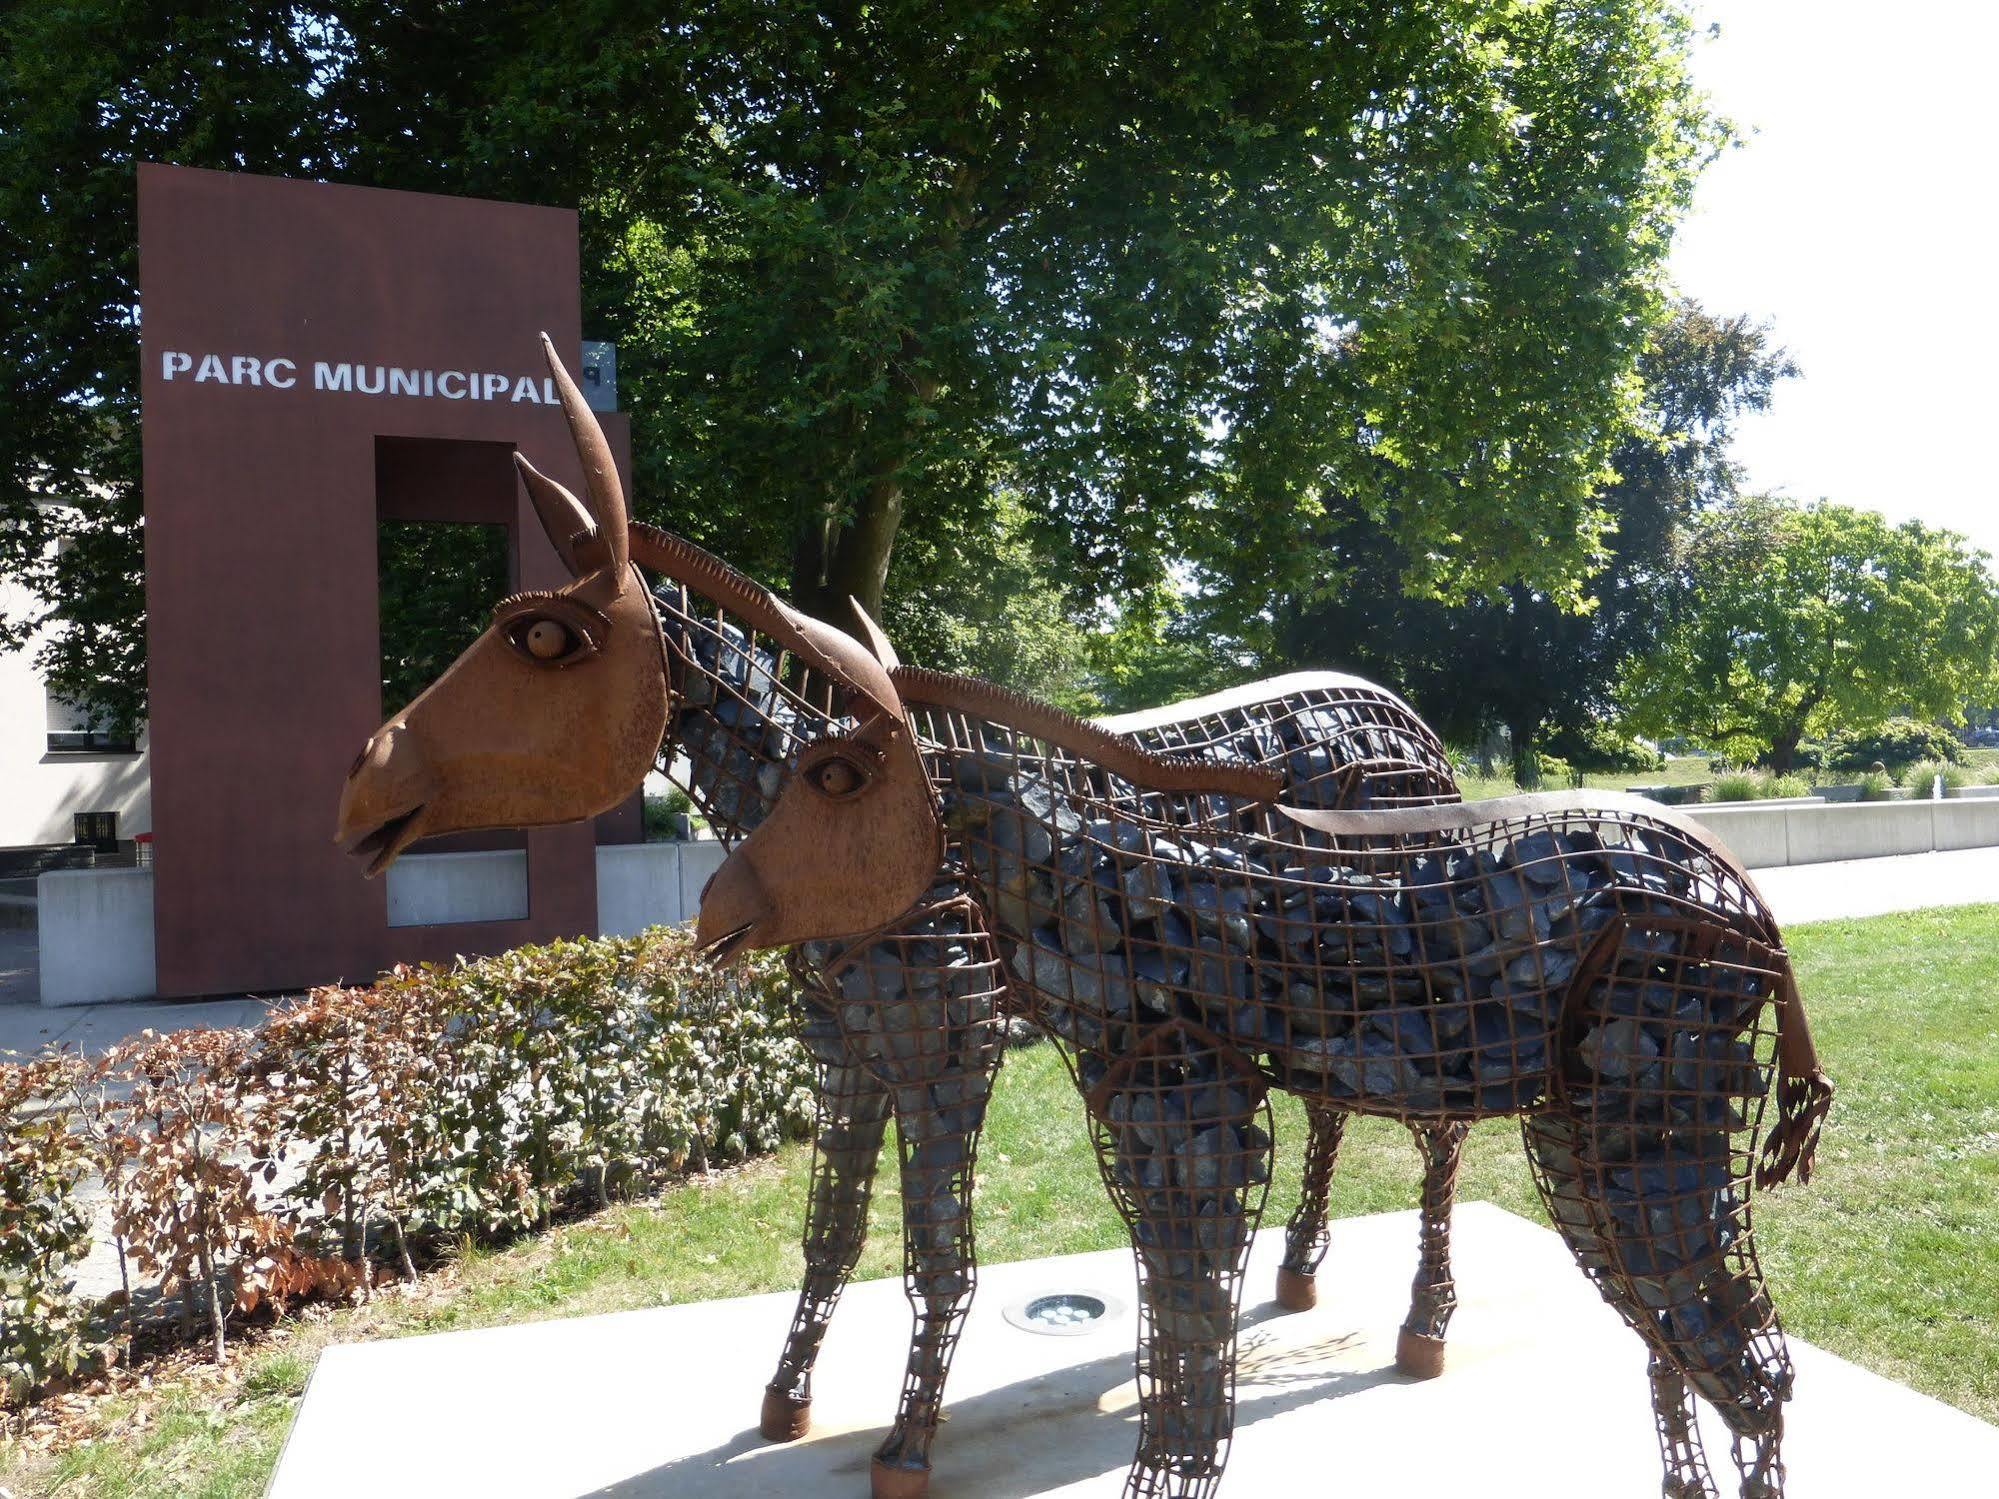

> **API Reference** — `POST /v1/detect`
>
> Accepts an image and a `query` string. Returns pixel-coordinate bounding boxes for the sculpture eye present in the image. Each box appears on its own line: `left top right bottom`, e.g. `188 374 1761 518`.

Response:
507 614 588 665
808 753 869 799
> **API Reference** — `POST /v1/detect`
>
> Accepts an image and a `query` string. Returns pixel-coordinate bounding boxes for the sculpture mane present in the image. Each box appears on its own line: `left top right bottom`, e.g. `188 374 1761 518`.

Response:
887 666 1285 804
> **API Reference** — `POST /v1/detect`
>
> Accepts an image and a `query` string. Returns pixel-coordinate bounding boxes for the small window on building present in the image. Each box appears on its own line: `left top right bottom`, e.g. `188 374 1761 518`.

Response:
45 692 137 755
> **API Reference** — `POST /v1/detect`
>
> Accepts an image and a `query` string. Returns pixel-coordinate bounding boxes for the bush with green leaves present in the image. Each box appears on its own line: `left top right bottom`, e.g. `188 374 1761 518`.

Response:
1 1056 105 1406
0 927 814 1404
1855 770 1896 802
1712 772 1810 802
1827 718 1960 771
1901 760 1968 796
1549 721 1666 775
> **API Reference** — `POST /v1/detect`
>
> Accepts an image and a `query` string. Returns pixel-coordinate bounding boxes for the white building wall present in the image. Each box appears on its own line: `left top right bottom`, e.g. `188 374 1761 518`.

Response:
0 576 152 848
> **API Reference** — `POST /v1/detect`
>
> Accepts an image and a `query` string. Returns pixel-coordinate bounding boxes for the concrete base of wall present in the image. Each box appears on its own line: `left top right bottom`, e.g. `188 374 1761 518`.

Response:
1690 797 1999 869
385 849 530 927
38 868 156 1007
595 841 725 939
37 839 734 1007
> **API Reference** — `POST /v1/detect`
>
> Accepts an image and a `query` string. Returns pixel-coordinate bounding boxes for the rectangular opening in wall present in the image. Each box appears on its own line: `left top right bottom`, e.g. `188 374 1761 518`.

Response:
376 437 528 902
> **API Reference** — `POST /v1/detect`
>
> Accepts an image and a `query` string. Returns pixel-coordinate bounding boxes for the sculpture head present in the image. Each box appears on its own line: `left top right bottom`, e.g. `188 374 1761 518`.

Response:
696 631 1284 958
336 336 668 874
691 609 945 960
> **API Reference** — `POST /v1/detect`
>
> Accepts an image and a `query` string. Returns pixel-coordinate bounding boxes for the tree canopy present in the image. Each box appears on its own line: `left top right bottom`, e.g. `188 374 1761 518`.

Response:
2 2 1717 734
1620 499 1999 769
1267 301 1796 773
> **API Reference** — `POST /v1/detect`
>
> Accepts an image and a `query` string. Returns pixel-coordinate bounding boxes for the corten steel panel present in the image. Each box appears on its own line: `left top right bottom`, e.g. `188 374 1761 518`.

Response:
139 164 635 997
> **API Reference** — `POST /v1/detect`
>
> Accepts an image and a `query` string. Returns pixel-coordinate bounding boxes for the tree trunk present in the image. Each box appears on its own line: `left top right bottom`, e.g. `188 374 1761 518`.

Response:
1768 726 1802 773
1509 723 1540 789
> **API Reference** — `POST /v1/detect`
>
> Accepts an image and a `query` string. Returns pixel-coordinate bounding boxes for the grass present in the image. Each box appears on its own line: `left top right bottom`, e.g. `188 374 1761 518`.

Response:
6 905 1995 1495
1456 753 1713 802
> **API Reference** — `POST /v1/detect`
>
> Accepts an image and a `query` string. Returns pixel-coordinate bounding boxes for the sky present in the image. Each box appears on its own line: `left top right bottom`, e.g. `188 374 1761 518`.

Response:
1669 1 1999 556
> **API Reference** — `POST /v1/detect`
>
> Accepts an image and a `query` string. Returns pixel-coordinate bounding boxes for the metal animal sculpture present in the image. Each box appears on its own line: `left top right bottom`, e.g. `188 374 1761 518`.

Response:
337 338 1484 1497
652 605 1477 1487
696 653 1836 1499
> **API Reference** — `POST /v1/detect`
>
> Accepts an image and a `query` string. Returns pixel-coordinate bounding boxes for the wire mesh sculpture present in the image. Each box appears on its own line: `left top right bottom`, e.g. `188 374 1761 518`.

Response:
336 338 1490 1495
650 598 1477 1489
697 661 1835 1499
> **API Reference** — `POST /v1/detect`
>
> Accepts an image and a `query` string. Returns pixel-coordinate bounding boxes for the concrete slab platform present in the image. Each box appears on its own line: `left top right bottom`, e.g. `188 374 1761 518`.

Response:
270 1202 1995 1498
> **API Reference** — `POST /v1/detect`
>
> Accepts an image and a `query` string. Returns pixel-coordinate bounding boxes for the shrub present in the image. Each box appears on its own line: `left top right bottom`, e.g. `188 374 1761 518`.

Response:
1827 718 1960 770
0 927 814 1403
1548 721 1666 775
1901 759 1967 796
1788 741 1825 772
1 1056 105 1406
1712 772 1809 802
1855 769 1895 801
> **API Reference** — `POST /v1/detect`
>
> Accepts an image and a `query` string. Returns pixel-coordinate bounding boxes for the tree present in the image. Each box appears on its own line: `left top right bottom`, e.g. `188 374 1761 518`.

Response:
4 2 1718 734
1270 302 1795 779
1621 499 1999 770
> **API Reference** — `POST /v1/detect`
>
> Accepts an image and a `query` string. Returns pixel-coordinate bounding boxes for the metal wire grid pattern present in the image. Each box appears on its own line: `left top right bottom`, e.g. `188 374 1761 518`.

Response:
907 702 1799 1499
648 579 1492 1491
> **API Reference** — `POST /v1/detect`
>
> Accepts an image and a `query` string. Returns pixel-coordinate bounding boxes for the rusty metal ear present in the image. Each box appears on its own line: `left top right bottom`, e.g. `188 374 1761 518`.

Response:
848 596 901 670
539 333 628 575
626 521 905 726
514 452 595 577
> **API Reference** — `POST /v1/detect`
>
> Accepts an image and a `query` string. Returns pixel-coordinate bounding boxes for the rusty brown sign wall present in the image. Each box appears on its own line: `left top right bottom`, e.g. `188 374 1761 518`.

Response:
139 164 632 997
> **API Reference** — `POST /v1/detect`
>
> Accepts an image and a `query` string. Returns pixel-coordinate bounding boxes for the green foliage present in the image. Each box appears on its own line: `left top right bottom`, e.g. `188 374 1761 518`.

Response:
643 788 693 841
882 494 1100 713
1 1057 103 1406
1712 771 1808 802
1622 500 1999 770
1271 301 1795 760
1900 760 1967 795
1826 717 1962 771
1549 720 1666 774
4 2 1719 729
1855 770 1895 802
377 521 511 717
0 928 813 1406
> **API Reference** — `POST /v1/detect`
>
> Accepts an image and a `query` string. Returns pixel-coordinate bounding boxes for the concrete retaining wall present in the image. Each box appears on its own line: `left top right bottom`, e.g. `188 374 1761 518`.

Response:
38 867 156 1007
385 849 530 927
1689 798 1999 869
39 839 731 1007
595 841 726 938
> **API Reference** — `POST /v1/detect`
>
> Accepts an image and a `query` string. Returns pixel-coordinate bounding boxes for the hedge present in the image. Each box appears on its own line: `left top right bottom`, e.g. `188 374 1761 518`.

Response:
1826 717 1960 771
0 928 812 1405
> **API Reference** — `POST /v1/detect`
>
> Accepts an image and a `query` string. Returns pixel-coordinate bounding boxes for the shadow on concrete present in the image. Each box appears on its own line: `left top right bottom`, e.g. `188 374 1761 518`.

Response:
597 1299 1403 1498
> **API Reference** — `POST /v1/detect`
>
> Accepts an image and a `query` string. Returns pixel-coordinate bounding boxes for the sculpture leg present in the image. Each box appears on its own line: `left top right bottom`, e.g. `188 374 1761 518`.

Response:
1649 1352 1722 1499
868 1065 999 1498
1275 1104 1345 1311
1522 1112 1719 1499
1396 1119 1469 1379
865 928 1010 1499
1093 1041 1272 1499
763 1002 892 1442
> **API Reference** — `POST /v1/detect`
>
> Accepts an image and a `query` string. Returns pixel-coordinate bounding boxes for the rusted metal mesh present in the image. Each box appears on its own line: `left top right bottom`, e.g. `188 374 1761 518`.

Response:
902 697 1798 1498
649 580 1496 1490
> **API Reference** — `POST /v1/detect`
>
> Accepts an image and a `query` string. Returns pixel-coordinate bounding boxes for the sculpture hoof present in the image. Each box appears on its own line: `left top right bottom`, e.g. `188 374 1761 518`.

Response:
1396 1327 1446 1380
760 1385 811 1442
871 1457 931 1499
1274 1266 1318 1312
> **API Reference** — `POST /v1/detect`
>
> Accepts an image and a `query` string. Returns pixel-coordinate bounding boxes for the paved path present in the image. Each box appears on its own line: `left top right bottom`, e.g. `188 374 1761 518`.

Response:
1751 844 1999 924
271 1203 1999 1498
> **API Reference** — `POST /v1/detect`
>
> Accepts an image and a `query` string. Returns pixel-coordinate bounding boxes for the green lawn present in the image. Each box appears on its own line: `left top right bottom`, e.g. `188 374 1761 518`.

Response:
8 906 1996 1496
1456 753 1715 802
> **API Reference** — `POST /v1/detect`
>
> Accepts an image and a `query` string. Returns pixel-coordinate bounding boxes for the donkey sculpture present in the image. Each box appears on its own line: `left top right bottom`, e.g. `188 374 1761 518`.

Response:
655 605 1483 1428
695 650 1835 1499
336 338 1482 1496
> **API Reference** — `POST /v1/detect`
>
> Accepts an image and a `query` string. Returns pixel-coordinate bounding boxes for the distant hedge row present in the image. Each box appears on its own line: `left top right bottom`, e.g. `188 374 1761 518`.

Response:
0 930 813 1406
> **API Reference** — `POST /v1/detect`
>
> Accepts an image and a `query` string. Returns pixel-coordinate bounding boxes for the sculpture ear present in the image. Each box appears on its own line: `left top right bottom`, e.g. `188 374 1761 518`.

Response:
848 596 901 670
515 452 595 578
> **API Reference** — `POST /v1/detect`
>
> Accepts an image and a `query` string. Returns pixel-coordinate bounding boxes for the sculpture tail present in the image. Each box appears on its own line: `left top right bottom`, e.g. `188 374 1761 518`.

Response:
1756 968 1834 1189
